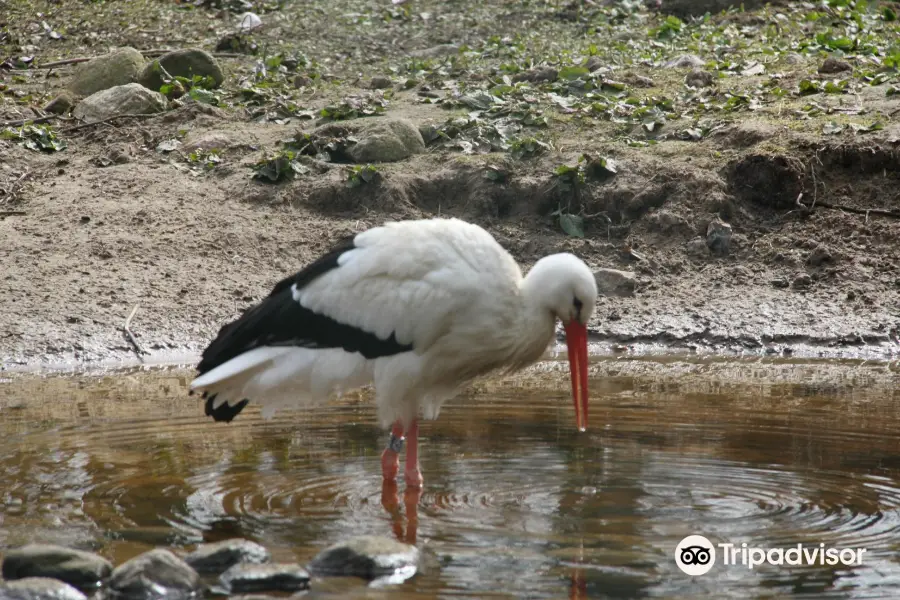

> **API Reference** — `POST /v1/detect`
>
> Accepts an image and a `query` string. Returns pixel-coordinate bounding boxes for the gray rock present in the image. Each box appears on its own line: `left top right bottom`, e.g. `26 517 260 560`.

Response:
593 268 637 298
219 563 310 594
686 238 709 258
183 539 270 575
369 75 393 89
807 245 833 267
43 91 78 115
418 122 440 145
585 56 604 72
662 0 767 18
341 118 425 163
408 44 459 59
647 209 691 235
819 57 851 74
139 48 224 93
719 120 777 147
72 83 167 124
685 69 715 88
108 549 201 600
0 577 87 600
1 544 112 592
512 66 558 83
181 132 239 154
783 52 805 65
665 54 705 69
68 47 145 97
792 274 812 289
706 219 733 255
308 535 419 581
628 74 655 88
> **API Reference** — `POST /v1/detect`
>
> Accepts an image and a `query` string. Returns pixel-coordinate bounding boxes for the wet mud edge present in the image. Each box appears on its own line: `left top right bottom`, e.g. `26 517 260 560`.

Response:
1 119 899 370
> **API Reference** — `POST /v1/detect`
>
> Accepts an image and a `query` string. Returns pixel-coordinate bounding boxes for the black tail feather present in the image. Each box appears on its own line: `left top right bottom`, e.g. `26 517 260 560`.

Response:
205 393 250 423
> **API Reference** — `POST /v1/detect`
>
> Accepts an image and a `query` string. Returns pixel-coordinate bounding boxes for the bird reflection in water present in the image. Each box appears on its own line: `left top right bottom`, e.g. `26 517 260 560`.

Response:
381 479 420 545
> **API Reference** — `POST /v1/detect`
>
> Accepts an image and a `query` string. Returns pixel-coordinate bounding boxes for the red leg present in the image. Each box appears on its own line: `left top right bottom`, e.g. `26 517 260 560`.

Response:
380 420 404 481
404 418 423 488
380 479 405 540
403 485 421 544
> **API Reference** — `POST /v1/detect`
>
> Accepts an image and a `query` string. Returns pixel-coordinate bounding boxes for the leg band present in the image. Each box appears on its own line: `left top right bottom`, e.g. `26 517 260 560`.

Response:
388 433 405 453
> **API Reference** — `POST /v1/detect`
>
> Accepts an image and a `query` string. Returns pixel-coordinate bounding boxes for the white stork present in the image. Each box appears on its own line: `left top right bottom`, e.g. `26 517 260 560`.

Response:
189 217 597 488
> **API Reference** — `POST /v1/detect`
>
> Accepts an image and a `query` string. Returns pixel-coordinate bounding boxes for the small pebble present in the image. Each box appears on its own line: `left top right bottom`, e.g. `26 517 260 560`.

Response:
369 75 393 89
818 57 851 74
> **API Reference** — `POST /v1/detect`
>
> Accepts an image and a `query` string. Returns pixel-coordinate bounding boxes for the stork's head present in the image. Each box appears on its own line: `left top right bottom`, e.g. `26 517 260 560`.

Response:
524 253 597 432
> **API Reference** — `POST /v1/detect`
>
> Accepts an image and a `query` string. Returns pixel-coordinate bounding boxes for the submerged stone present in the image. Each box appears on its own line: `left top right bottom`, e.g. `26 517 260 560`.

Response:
108 548 201 600
183 538 271 575
1 544 112 592
307 535 419 582
0 577 88 600
219 563 310 594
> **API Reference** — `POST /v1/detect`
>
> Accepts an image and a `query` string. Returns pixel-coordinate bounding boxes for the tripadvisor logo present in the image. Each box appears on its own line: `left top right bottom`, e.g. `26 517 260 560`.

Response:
674 535 867 576
675 535 716 576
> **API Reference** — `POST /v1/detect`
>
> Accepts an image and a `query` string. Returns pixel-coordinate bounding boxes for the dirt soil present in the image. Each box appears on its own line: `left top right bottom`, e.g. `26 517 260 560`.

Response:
1 0 899 369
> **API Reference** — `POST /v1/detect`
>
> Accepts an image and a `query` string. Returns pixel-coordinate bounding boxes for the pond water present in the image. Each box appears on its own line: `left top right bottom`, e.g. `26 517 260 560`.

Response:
1 356 899 598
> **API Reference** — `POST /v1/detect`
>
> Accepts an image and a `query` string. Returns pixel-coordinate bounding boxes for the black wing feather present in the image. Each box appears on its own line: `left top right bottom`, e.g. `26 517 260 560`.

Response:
204 393 248 423
196 236 413 381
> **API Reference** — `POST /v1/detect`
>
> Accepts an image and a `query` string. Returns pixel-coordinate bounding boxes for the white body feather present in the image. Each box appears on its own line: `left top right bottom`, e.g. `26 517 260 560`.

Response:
190 218 572 429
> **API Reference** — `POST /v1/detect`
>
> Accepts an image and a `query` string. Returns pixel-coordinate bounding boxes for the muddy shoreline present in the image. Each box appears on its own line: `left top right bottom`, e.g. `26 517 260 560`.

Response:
2 0 899 372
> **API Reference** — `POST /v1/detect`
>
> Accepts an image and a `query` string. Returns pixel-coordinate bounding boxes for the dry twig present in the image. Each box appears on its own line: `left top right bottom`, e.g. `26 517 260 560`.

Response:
62 113 162 133
37 57 92 68
815 201 900 219
122 304 146 362
0 210 27 217
0 170 33 205
0 115 58 127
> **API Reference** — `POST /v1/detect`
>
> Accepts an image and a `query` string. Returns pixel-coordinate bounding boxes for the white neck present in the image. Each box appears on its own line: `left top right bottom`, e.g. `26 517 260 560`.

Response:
502 268 558 370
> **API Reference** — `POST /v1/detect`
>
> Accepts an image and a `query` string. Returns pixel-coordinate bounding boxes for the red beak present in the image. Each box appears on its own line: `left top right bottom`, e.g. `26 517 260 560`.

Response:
564 321 589 432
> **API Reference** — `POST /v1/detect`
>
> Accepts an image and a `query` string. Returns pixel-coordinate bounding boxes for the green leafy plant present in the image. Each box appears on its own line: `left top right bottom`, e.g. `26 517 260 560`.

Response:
651 15 683 40
555 209 584 238
186 148 223 170
289 130 358 162
159 74 218 100
252 150 309 182
552 162 585 237
346 164 381 188
320 94 388 121
798 79 822 95
509 136 550 159
0 124 66 152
